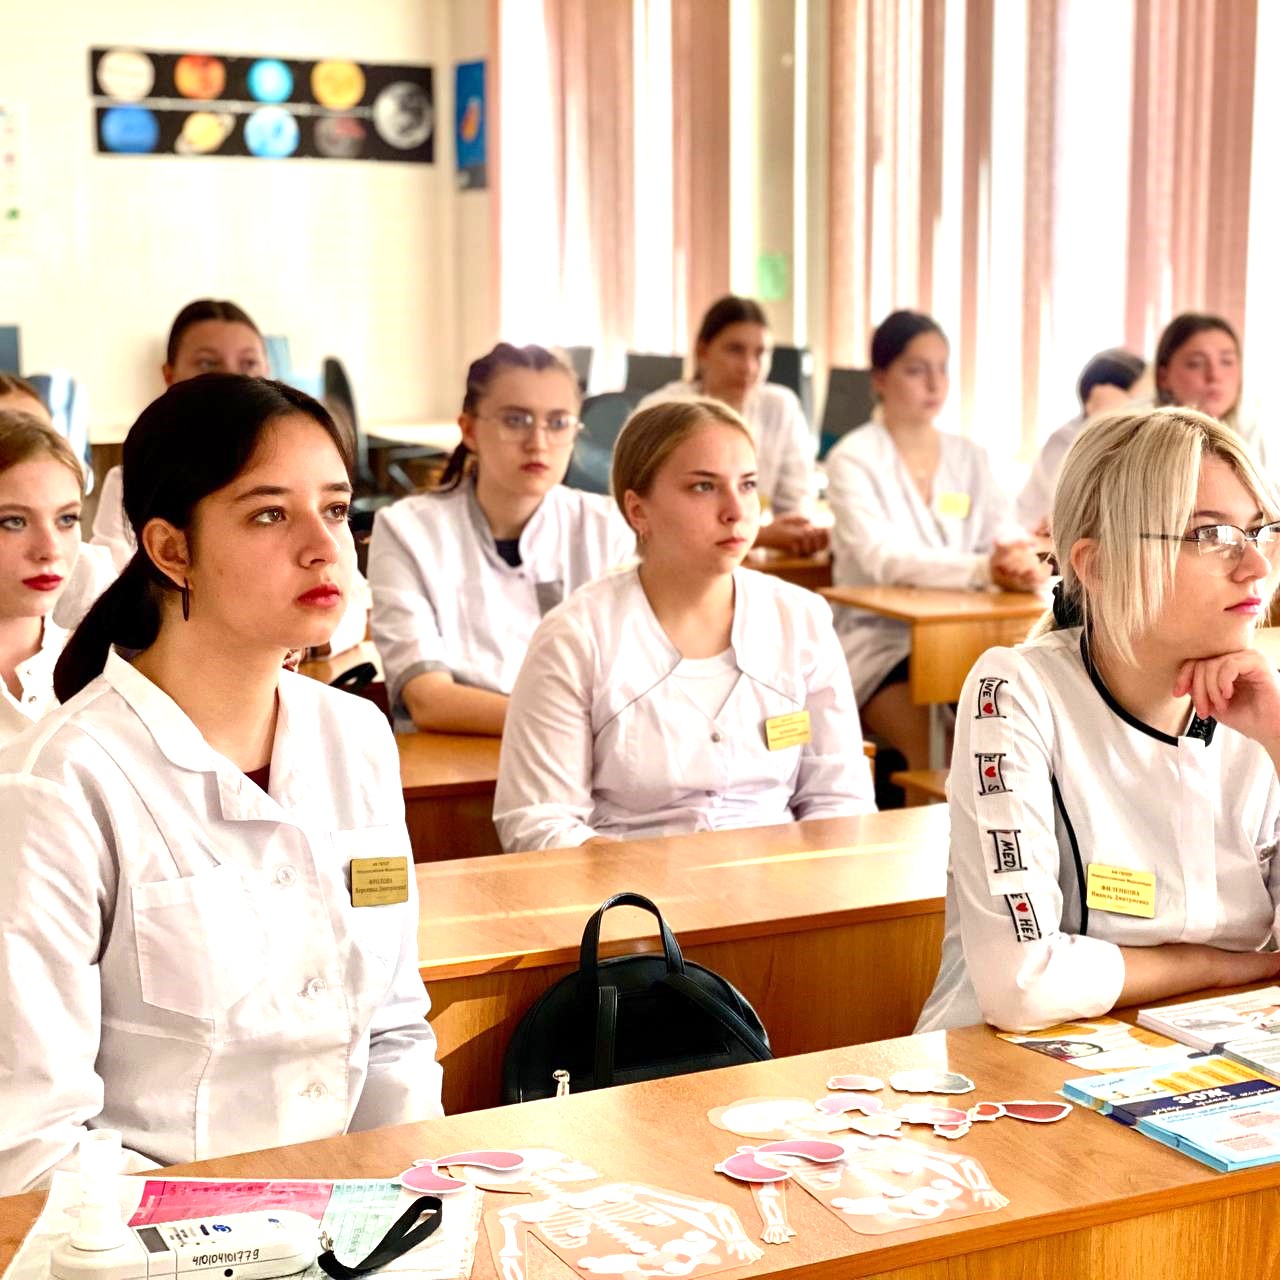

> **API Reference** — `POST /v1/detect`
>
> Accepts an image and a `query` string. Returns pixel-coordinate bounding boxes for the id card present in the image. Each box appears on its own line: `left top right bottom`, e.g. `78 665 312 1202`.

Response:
936 490 971 519
1085 864 1156 918
764 710 812 751
350 856 410 907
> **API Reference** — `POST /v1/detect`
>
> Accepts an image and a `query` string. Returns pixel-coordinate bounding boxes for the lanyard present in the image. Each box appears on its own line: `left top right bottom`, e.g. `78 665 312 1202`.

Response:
317 1196 443 1279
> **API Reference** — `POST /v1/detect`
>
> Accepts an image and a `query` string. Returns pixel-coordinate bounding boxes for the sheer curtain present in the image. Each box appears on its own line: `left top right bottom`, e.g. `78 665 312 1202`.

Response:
494 0 730 389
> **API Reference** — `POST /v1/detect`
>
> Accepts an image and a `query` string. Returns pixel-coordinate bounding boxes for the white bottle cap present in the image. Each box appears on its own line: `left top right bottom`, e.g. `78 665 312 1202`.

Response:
70 1130 126 1251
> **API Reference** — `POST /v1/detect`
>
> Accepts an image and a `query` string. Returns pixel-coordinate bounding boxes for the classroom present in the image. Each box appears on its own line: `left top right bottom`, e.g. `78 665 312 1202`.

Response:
4 3 1280 1277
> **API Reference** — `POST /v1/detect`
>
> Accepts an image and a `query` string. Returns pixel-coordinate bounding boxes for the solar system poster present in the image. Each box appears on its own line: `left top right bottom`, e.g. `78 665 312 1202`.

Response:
89 47 434 163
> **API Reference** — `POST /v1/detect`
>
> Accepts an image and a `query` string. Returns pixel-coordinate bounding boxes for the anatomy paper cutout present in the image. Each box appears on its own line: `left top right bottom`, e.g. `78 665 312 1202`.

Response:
998 1101 1072 1124
826 1075 884 1092
888 1071 976 1095
448 1148 600 1195
398 1151 526 1195
815 1093 886 1118
490 1182 763 1280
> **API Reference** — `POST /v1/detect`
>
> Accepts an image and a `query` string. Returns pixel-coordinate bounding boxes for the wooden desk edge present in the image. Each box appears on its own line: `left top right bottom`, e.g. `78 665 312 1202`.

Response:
419 894 945 982
819 587 1046 625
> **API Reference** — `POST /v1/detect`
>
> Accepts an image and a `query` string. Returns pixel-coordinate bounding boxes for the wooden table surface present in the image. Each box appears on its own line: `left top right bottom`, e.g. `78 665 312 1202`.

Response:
419 808 950 1114
819 584 1047 624
6 1025 1276 1279
297 639 383 685
743 548 833 591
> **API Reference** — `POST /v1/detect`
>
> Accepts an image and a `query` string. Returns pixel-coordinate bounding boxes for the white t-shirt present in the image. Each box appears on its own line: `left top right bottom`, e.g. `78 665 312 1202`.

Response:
635 380 815 515
1015 414 1084 531
825 421 1027 704
916 627 1280 1034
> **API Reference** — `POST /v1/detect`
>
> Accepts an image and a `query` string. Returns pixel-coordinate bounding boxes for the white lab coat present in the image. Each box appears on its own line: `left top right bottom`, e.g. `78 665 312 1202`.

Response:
0 652 442 1194
90 464 369 653
0 618 66 748
1015 413 1084 531
367 480 636 731
635 380 815 515
915 628 1280 1034
493 565 876 852
825 422 1026 704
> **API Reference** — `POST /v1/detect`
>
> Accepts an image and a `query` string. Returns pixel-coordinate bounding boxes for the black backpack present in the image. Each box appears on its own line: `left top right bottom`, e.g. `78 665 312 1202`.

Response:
501 891 772 1103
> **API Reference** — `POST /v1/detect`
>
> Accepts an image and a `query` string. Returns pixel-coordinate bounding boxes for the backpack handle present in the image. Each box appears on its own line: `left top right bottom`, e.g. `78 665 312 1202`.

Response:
578 891 685 976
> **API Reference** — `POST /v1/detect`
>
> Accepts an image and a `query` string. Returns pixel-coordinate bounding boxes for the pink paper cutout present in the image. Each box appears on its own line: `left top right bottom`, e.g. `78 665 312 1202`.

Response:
845 1114 903 1137
756 1139 846 1163
932 1122 972 1140
397 1149 526 1195
826 1074 884 1092
717 1139 848 1184
716 1151 794 1184
895 1104 969 1127
815 1093 886 1117
968 1102 1005 1122
1000 1101 1073 1123
888 1070 976 1095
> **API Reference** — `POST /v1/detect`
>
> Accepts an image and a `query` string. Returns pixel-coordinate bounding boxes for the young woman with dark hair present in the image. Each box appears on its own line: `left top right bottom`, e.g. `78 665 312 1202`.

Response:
0 373 442 1193
636 295 826 554
367 342 634 736
826 309 1047 771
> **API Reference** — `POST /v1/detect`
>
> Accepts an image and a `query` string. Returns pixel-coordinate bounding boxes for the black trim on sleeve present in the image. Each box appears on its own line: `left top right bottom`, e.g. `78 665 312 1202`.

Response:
1050 773 1088 936
1078 634 1216 746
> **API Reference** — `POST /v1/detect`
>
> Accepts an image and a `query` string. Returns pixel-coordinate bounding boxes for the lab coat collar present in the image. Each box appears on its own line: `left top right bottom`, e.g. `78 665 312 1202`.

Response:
101 651 319 824
17 617 67 684
462 475 551 570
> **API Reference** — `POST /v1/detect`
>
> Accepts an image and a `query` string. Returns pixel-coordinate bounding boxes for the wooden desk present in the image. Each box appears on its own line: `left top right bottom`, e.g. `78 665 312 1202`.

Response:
399 731 502 861
7 1026 1278 1279
419 807 949 1114
297 639 383 684
820 585 1046 767
743 548 833 592
366 421 462 451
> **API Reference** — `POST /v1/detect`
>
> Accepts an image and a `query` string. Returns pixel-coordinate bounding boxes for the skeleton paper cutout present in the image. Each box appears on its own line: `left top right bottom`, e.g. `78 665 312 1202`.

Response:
491 1182 764 1280
448 1148 601 1195
398 1150 526 1195
711 1097 1007 1239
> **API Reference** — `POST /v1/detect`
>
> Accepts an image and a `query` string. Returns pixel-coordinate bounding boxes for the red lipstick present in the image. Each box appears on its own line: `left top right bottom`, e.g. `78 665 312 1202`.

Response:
297 584 342 608
22 574 63 592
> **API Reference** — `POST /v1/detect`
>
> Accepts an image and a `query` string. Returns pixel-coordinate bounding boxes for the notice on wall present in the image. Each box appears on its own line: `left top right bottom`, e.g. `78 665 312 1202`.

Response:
453 60 486 190
89 47 434 163
0 102 24 255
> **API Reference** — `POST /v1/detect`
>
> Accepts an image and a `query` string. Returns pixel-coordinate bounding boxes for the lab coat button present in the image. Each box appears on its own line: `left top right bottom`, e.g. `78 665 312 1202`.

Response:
276 865 297 886
300 1082 327 1100
304 977 327 998
710 731 722 743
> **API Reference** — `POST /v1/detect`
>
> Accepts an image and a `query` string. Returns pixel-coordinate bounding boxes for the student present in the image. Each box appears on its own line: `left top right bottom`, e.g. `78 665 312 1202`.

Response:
1016 348 1146 531
493 397 875 853
917 407 1280 1034
93 299 367 653
0 374 442 1193
0 379 116 629
825 310 1048 772
368 342 635 735
636 296 826 554
0 409 84 748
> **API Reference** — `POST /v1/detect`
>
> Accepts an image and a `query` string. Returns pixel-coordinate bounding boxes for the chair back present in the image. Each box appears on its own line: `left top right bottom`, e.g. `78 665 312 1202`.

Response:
323 355 372 491
820 367 875 457
564 345 593 395
26 371 92 481
0 325 19 374
767 344 816 435
564 391 636 494
623 352 683 397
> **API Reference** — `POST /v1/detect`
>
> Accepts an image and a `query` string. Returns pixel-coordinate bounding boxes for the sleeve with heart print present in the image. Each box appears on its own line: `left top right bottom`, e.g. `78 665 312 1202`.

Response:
945 643 1126 1033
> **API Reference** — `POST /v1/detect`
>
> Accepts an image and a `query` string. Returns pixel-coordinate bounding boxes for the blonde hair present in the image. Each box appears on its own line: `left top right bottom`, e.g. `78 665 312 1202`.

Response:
610 397 754 532
0 408 85 490
1042 406 1279 663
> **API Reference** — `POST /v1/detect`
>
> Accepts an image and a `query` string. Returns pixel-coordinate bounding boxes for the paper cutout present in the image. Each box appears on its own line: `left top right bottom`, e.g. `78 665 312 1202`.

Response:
756 1139 847 1163
492 1182 763 1280
826 1074 884 1092
932 1122 971 1141
888 1070 976 1095
968 1102 1005 1122
448 1147 599 1195
815 1093 887 1117
895 1104 970 1127
397 1150 525 1195
706 1097 853 1140
999 1101 1073 1124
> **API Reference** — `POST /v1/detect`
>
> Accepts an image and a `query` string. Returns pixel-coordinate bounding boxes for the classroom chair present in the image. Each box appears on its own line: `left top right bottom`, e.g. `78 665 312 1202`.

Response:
564 391 636 494
265 333 321 398
26 371 93 490
767 344 816 436
623 352 683 397
564 345 593 395
0 325 19 374
819 367 875 458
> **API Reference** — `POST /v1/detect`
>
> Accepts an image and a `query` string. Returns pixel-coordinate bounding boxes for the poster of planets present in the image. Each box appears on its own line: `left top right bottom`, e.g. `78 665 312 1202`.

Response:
90 47 434 163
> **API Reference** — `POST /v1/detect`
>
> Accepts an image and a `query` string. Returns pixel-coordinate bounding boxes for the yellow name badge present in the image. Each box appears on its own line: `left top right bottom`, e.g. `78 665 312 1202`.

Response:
1085 864 1156 919
936 490 972 519
350 856 410 908
764 710 812 751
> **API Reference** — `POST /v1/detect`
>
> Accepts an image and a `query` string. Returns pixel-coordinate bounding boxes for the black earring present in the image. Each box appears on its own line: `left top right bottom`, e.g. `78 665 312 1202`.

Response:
181 580 190 622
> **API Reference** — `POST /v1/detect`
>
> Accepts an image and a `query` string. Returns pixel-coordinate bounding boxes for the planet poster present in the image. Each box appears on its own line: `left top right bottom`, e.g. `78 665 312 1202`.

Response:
453 60 486 190
89 47 434 163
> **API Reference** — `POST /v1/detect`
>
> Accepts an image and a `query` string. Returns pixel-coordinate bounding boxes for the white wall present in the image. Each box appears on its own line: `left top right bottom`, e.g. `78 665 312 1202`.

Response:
0 0 497 439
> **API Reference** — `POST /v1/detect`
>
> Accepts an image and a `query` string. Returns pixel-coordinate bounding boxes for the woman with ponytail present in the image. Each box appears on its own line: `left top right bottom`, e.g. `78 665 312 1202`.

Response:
0 374 442 1194
0 409 86 746
917 406 1280 1035
367 342 634 735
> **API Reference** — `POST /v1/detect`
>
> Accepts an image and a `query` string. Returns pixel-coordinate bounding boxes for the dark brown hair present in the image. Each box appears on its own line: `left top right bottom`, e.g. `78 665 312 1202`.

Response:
0 409 83 489
166 299 264 367
1154 312 1240 409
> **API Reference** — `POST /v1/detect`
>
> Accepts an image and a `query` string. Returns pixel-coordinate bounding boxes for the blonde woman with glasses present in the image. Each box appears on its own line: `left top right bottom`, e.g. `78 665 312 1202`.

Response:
368 343 635 735
917 406 1280 1033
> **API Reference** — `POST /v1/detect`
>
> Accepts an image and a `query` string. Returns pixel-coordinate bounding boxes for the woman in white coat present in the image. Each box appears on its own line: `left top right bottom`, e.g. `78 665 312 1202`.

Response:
917 407 1280 1033
636 296 825 554
368 343 635 735
0 374 442 1194
826 310 1048 771
493 397 875 853
0 409 86 747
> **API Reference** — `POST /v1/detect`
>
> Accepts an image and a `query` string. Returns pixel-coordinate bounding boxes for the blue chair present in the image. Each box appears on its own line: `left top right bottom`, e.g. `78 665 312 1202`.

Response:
0 325 19 374
564 392 637 495
26 370 92 488
819 367 875 458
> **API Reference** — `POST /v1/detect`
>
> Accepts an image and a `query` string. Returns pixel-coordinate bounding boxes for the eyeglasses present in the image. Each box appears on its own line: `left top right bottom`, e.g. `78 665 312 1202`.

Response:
474 410 583 443
1141 521 1280 572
